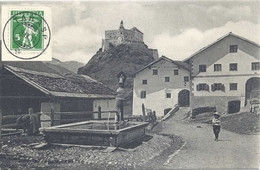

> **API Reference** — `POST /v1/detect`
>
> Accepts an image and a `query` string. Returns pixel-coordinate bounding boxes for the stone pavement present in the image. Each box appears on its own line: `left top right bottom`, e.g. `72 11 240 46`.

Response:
161 107 260 169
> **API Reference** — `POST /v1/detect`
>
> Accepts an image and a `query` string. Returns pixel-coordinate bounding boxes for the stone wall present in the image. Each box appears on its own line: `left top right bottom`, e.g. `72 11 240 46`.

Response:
191 95 242 113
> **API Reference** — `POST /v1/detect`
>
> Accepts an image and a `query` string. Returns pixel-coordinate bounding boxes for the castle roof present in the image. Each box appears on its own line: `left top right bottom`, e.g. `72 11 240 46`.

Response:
131 27 143 34
183 32 260 62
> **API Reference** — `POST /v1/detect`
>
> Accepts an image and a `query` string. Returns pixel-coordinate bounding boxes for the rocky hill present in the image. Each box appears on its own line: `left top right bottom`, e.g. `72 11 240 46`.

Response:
78 44 156 114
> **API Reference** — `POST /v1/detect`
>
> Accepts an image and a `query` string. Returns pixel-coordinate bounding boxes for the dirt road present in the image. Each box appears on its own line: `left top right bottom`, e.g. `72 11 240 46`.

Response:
162 107 260 169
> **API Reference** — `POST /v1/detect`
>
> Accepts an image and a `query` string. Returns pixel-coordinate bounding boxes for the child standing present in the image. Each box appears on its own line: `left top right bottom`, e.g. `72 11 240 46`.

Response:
212 111 221 141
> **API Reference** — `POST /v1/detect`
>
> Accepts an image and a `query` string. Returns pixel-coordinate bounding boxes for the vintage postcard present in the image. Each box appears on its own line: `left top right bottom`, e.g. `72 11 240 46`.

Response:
0 1 259 169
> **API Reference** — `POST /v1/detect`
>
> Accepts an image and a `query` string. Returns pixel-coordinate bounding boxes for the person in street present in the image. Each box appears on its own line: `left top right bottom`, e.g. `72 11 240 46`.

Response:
212 111 221 141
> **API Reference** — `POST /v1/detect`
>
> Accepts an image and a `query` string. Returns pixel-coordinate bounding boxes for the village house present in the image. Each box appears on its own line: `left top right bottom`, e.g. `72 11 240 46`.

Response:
184 32 260 114
0 64 116 127
132 56 191 117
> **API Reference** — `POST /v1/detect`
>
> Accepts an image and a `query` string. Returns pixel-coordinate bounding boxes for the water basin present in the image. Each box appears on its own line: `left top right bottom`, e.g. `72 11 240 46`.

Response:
41 120 149 147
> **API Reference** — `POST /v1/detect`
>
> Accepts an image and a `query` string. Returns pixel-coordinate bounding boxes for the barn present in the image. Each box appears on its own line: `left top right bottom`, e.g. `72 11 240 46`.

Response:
0 64 116 127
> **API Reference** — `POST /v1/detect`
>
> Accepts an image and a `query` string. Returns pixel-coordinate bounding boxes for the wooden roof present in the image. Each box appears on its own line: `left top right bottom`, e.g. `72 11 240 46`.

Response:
3 65 116 99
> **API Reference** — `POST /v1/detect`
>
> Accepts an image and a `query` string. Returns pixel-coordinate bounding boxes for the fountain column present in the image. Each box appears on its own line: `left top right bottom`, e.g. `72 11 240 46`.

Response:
115 71 126 122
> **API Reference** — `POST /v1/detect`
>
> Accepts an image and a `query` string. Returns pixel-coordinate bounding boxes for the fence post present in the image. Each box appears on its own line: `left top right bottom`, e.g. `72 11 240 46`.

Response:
142 103 146 121
98 106 101 120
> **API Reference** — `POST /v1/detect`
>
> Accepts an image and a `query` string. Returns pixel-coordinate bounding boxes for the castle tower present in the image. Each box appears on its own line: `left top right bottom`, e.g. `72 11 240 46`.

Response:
119 20 124 29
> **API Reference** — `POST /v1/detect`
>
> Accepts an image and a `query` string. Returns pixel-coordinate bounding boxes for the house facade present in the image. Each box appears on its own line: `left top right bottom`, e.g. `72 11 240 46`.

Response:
184 32 260 113
132 56 190 117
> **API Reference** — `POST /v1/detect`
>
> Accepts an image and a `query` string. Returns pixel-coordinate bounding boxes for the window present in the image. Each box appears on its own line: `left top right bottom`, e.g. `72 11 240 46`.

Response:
184 76 189 82
141 91 146 99
165 77 170 82
166 93 171 98
199 65 206 72
153 69 158 75
229 45 238 53
142 80 147 84
174 69 179 75
230 83 237 91
229 63 237 71
214 64 222 71
213 83 222 90
197 83 209 91
211 83 225 91
252 62 260 70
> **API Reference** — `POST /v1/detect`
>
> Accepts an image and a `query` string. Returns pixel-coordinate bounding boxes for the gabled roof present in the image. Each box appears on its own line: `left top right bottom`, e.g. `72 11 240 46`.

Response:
133 56 190 76
183 32 260 62
131 27 143 34
3 65 116 99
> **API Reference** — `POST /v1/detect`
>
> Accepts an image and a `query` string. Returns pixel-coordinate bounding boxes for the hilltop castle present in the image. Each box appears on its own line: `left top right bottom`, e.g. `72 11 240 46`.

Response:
102 21 159 59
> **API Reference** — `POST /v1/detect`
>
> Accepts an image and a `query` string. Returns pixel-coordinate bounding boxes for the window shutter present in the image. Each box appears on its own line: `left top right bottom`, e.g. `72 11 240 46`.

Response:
221 84 225 92
206 84 209 91
211 84 215 91
196 84 199 91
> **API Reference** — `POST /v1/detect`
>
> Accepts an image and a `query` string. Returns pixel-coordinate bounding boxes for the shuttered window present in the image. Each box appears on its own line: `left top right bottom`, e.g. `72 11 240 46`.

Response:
211 83 225 92
196 83 209 91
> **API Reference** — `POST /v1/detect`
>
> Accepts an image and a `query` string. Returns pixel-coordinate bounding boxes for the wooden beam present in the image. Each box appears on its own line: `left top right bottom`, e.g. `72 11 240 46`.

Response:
0 96 48 99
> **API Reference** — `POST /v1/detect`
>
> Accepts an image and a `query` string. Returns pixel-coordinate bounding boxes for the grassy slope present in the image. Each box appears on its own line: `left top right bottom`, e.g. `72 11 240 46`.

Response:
221 112 260 135
192 112 260 135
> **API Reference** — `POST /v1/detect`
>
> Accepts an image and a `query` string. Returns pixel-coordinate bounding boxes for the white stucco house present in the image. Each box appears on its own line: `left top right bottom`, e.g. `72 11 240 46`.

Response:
184 32 260 113
132 56 191 117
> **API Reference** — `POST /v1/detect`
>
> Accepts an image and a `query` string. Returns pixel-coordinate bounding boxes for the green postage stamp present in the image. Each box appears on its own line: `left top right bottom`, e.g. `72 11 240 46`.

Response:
1 6 52 61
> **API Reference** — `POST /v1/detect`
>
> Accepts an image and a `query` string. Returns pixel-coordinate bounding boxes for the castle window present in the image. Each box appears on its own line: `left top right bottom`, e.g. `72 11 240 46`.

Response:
174 69 179 75
184 76 189 82
230 83 237 91
252 62 260 70
153 69 158 75
229 45 238 53
141 91 146 99
142 80 147 84
199 65 206 72
165 77 170 82
214 64 222 71
229 63 237 71
166 93 171 98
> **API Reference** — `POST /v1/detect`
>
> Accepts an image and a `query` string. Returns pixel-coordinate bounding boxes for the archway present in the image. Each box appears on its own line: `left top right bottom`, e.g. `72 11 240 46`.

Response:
178 90 190 107
245 77 260 105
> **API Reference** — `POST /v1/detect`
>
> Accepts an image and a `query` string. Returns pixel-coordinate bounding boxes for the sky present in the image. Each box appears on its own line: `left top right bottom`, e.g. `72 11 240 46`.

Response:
0 1 259 63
